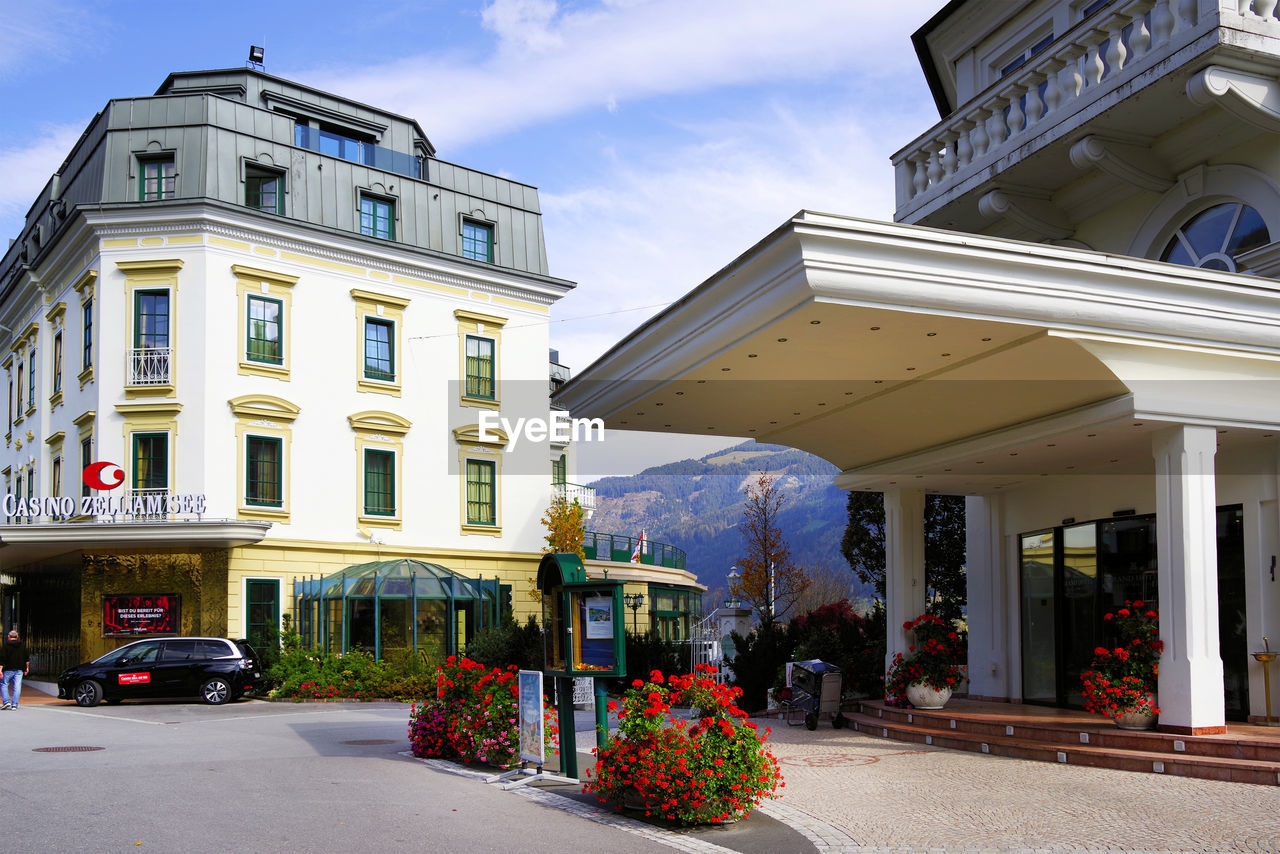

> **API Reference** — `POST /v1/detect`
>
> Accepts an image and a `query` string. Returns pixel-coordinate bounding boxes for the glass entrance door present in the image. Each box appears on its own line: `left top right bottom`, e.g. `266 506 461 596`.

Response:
1020 531 1057 704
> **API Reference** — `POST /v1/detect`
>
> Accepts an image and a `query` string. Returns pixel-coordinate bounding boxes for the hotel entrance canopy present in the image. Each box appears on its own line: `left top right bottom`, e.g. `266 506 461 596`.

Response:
556 212 1280 492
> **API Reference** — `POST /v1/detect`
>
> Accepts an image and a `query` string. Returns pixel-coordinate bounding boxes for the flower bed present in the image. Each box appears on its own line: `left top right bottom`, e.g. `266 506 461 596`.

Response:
408 656 557 768
584 664 782 826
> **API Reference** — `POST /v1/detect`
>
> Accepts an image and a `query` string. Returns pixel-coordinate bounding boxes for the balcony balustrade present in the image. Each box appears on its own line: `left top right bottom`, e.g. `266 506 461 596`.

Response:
551 480 596 515
583 530 686 570
127 347 171 386
893 0 1280 225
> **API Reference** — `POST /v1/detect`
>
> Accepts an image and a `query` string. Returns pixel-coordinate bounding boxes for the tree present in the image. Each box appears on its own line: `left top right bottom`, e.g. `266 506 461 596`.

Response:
840 492 966 625
728 472 809 628
541 496 586 558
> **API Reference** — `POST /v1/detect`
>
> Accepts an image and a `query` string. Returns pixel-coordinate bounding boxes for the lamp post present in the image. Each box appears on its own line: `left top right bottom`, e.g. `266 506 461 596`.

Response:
623 592 645 634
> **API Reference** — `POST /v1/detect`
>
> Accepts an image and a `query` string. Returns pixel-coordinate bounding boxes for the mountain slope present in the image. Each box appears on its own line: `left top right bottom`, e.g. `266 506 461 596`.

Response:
587 441 868 598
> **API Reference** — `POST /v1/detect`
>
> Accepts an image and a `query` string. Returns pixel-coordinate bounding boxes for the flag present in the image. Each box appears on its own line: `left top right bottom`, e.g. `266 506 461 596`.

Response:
630 530 646 563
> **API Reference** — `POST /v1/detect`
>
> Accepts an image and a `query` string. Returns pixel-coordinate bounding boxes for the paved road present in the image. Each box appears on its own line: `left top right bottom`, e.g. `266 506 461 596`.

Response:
4 696 678 854
764 721 1280 853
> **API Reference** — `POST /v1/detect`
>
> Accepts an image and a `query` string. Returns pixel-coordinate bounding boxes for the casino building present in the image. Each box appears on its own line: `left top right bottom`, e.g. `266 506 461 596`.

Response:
0 68 703 672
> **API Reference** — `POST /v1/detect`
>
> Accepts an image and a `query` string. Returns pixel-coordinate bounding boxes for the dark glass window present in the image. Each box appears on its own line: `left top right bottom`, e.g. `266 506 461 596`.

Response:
140 157 175 201
364 319 394 381
364 449 395 516
1160 202 1269 273
247 296 282 364
246 168 283 214
462 219 493 262
466 459 495 525
246 436 283 507
360 195 395 240
132 432 168 490
465 335 495 399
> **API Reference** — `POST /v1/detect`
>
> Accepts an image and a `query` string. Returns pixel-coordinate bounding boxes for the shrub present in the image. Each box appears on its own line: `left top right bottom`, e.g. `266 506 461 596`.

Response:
584 665 783 825
725 623 795 712
623 630 687 687
465 615 543 672
791 599 885 698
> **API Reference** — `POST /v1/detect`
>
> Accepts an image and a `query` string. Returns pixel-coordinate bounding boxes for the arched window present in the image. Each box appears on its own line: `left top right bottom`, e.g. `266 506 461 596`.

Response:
1159 202 1269 272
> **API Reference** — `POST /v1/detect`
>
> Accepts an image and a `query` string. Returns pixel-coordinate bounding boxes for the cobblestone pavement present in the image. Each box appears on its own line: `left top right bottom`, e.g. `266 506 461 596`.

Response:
762 722 1280 853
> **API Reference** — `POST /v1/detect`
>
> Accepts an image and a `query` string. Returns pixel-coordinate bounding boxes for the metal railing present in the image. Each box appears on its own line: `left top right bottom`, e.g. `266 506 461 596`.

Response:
127 347 170 385
122 488 170 520
551 480 596 514
583 530 686 570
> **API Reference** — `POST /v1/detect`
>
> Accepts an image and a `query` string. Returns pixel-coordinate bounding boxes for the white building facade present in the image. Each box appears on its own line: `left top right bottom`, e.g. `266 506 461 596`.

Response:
560 0 1280 734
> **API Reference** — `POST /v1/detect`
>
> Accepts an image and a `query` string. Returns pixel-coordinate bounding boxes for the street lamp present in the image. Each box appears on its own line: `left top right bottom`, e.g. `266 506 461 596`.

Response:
623 592 645 634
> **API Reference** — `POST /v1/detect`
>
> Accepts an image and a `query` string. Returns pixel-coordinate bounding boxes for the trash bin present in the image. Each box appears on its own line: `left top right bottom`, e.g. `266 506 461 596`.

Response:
786 659 847 731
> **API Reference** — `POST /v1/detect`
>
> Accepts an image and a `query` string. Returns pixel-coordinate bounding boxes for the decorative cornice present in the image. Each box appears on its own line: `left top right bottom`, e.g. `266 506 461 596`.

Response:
348 410 412 435
230 264 299 289
454 309 509 327
350 288 411 310
228 394 301 422
84 209 565 307
452 424 509 448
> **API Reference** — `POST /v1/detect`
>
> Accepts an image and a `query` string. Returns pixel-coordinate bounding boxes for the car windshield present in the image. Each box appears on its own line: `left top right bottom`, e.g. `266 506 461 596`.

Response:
92 644 139 664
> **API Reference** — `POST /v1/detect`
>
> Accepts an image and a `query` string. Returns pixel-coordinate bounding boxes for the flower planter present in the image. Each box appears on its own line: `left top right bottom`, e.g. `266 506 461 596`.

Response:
905 683 952 710
1114 694 1158 730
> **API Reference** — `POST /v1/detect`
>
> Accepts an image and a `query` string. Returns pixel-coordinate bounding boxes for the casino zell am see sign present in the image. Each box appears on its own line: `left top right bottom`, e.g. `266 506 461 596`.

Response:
3 461 207 521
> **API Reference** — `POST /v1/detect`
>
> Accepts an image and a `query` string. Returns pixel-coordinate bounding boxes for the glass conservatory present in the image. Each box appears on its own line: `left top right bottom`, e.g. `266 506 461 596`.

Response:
292 559 500 660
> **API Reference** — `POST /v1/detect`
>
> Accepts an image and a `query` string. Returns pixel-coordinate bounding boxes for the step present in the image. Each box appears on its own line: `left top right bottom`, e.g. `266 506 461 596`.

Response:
856 701 1280 764
844 709 1280 786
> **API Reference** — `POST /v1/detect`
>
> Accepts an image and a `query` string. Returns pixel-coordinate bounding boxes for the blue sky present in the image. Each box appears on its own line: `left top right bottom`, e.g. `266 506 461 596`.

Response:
0 0 945 475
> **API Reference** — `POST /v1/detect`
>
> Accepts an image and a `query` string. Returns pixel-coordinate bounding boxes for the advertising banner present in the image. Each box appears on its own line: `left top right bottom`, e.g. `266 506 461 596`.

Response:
518 670 544 765
103 595 180 636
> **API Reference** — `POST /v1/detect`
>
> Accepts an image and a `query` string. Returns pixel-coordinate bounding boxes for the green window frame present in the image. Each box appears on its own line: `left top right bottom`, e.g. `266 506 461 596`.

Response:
552 453 566 485
15 363 22 413
51 455 61 499
246 295 283 364
245 167 284 214
465 335 495 399
246 435 283 507
135 289 170 350
364 318 394 381
82 298 93 370
246 579 281 654
52 332 62 394
466 459 496 526
139 156 176 201
360 195 395 240
26 348 35 408
132 432 169 491
363 449 395 516
461 219 493 262
80 436 92 498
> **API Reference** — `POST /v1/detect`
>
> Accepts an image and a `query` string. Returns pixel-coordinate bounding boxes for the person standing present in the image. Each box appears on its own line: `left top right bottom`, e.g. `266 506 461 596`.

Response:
1 629 30 709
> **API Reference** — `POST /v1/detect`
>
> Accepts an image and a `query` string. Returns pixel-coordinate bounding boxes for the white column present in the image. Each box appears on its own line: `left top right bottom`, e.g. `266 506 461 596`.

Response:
966 494 1009 700
884 487 927 672
1153 425 1226 732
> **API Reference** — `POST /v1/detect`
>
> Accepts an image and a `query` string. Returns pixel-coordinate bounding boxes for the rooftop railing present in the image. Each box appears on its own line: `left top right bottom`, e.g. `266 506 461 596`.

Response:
295 125 422 180
584 530 686 570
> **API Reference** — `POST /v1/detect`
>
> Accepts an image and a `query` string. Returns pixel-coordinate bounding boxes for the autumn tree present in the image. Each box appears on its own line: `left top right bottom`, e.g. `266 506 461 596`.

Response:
729 472 809 628
541 495 586 559
840 491 966 625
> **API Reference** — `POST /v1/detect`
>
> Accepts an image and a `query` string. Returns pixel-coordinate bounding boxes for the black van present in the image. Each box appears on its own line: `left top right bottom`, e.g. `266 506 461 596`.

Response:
58 637 261 706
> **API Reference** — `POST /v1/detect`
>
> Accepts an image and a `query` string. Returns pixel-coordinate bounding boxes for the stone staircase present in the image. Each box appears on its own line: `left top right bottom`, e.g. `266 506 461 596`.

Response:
845 699 1280 786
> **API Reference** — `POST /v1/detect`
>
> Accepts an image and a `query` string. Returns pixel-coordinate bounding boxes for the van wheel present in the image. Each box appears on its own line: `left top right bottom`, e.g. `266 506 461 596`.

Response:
201 677 230 705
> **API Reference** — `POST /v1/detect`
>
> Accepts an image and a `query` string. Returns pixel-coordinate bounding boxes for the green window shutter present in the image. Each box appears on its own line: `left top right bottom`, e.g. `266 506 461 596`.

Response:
364 449 395 516
246 435 283 506
465 459 495 525
464 335 494 398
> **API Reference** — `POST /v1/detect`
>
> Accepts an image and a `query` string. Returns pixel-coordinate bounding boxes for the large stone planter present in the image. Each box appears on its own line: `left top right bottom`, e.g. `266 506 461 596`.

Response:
1114 695 1158 730
905 683 952 710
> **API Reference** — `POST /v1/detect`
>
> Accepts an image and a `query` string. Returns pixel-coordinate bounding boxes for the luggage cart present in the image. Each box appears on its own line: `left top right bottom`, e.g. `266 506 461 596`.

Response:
785 659 847 731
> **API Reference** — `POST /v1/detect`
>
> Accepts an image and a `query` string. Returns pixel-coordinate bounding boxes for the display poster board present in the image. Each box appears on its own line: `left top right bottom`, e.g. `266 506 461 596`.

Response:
584 595 614 639
103 594 180 636
518 670 545 765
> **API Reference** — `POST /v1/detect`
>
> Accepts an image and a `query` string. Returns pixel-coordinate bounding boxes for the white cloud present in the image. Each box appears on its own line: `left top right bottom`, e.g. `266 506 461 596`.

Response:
301 0 941 150
0 2 100 79
543 96 933 371
0 123 88 237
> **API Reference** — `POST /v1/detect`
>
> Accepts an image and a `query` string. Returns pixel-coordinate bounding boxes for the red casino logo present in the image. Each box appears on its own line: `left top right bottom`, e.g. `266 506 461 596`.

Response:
83 461 125 491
